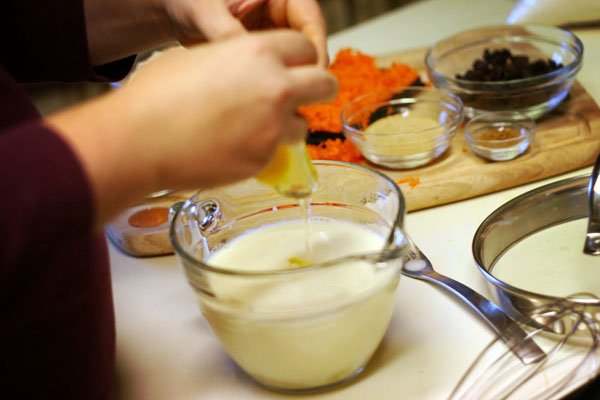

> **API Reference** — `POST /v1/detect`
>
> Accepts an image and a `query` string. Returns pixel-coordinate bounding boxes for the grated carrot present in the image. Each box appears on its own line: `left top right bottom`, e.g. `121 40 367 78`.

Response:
306 139 364 163
299 48 420 133
396 177 420 189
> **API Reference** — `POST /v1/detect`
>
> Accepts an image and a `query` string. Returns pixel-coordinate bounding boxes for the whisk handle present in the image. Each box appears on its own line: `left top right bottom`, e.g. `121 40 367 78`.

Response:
584 153 600 255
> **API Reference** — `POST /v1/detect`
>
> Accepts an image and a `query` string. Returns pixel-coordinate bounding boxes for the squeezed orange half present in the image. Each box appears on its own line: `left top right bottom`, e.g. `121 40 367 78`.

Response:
256 142 317 198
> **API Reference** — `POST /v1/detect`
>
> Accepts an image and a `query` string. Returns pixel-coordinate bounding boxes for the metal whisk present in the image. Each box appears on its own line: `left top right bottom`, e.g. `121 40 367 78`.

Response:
449 293 600 400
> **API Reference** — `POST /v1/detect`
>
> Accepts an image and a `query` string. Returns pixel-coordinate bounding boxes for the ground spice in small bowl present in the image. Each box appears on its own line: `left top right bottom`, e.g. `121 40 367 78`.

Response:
475 127 523 148
128 207 170 228
464 112 535 161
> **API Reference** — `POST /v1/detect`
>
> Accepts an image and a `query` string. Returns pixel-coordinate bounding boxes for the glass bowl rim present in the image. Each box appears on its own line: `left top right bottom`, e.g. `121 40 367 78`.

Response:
341 86 464 137
169 160 405 277
424 24 584 89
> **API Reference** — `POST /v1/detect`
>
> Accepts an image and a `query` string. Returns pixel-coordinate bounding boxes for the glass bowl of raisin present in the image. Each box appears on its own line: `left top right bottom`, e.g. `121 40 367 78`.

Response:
425 25 583 120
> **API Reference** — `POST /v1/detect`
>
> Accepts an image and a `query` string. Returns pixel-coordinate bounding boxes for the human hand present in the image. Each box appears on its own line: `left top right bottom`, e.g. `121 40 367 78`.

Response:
161 0 329 65
48 31 337 224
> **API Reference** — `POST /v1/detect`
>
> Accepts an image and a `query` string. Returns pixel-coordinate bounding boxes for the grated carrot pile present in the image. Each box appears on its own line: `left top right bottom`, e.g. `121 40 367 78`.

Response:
306 139 363 163
299 48 420 133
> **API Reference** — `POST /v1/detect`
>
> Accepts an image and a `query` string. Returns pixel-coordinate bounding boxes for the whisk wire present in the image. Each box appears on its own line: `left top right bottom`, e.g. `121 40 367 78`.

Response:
449 293 600 400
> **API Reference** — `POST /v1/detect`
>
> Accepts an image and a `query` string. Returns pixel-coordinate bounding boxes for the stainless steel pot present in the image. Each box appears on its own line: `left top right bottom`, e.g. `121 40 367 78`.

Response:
472 174 599 335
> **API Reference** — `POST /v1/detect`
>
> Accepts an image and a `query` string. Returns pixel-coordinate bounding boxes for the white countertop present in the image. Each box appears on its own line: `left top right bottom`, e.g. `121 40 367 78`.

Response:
109 0 600 398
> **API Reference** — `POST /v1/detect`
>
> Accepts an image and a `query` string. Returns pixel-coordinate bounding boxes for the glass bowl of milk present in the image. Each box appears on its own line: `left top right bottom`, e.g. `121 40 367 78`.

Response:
169 161 412 392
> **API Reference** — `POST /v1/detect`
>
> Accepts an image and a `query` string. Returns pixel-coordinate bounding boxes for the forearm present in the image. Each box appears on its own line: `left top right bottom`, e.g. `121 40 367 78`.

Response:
84 0 174 66
45 32 336 228
46 90 159 227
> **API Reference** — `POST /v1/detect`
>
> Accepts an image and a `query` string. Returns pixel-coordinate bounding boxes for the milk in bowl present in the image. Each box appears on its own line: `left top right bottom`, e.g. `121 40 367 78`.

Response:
170 161 410 392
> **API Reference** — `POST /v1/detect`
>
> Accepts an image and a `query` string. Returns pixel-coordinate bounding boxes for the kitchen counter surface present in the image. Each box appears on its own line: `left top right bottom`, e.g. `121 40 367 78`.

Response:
109 0 600 398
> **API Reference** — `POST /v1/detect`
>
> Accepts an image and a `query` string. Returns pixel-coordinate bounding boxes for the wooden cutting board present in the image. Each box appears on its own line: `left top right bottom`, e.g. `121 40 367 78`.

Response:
375 47 600 211
106 47 600 257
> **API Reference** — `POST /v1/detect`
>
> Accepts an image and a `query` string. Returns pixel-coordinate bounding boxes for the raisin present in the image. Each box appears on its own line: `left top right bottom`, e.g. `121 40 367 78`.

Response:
451 48 566 111
456 48 562 83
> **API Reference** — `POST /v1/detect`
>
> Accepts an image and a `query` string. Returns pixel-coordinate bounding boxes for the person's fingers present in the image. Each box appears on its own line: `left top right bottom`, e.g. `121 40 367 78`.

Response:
259 30 318 67
287 0 329 66
282 113 309 144
280 66 337 144
287 66 338 107
190 0 247 40
229 0 266 20
266 0 329 66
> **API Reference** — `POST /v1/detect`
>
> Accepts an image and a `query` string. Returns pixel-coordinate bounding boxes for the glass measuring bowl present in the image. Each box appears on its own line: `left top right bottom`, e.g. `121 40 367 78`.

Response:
169 161 412 392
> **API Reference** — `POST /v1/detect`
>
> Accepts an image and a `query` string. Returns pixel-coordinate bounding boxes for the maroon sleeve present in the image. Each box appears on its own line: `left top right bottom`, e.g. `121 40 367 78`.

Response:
0 1 134 397
0 122 94 272
0 121 116 399
2 0 135 82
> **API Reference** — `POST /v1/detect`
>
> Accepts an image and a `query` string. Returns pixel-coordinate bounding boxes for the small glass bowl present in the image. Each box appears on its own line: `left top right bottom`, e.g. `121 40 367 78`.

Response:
341 86 463 169
464 112 535 161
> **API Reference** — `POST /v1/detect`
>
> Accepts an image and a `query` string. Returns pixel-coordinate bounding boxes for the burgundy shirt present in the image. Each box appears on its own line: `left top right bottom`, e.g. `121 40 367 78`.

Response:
0 0 133 398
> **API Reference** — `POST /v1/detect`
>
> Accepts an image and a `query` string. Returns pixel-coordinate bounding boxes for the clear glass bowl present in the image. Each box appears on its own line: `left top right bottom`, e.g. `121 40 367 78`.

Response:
169 161 407 392
341 86 463 169
464 111 535 161
425 25 583 119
